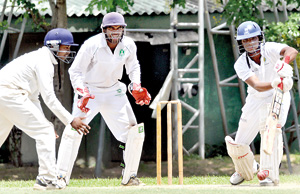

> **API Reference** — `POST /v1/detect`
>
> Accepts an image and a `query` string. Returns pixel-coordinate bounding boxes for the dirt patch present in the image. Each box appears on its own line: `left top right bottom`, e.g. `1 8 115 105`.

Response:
0 155 299 180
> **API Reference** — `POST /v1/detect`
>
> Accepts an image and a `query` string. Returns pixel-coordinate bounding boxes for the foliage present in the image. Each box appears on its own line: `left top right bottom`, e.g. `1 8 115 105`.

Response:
86 0 186 14
170 0 186 8
222 0 264 27
222 0 300 27
264 13 300 49
86 0 134 13
12 0 50 31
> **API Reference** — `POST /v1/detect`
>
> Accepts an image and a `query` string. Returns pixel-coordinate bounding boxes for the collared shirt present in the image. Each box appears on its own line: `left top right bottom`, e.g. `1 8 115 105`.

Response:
69 33 141 89
0 46 74 125
234 42 287 97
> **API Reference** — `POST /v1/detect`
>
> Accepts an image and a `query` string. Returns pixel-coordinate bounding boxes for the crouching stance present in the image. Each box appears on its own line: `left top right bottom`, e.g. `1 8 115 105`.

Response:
0 28 89 190
226 21 297 186
56 12 151 186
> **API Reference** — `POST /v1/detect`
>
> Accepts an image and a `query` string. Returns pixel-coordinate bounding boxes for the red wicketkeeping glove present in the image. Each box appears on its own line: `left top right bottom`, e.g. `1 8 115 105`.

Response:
77 87 95 113
129 83 151 106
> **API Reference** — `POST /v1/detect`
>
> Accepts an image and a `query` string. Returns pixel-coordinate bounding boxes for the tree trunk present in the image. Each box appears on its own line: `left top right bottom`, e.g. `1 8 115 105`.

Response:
50 0 68 150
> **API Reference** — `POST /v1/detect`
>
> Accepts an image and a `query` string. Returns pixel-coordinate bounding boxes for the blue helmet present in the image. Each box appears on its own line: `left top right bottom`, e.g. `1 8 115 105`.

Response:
236 21 263 40
44 28 78 64
102 12 127 28
236 21 264 55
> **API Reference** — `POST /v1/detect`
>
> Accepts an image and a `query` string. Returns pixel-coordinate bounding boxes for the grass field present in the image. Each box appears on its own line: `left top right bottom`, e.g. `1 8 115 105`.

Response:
0 175 300 194
1 154 300 193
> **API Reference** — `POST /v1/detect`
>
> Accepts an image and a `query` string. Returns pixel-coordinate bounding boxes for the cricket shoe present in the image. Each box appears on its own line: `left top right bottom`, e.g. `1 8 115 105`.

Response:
259 177 275 186
121 175 146 186
230 172 244 185
58 174 68 186
33 175 66 190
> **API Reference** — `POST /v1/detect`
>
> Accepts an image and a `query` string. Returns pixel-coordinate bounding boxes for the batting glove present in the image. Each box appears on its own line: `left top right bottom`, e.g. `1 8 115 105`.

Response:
274 59 293 78
77 87 95 113
271 77 293 93
128 83 151 106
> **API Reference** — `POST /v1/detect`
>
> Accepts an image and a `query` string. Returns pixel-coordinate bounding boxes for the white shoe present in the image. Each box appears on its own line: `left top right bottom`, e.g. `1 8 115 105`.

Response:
230 172 244 185
33 176 66 190
58 174 68 186
121 175 146 186
259 177 275 186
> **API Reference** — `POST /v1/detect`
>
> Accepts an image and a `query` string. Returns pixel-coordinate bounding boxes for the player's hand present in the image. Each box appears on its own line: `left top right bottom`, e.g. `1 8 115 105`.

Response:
70 117 91 135
271 77 293 93
77 87 95 113
282 77 293 93
274 59 293 78
129 83 151 106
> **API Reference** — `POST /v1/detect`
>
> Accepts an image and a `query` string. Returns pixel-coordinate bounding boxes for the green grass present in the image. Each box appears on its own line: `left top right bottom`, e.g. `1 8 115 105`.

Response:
0 175 300 194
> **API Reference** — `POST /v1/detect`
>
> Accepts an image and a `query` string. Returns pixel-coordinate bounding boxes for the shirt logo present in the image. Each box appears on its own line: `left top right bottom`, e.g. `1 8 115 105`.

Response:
138 126 144 133
115 89 124 96
119 49 125 57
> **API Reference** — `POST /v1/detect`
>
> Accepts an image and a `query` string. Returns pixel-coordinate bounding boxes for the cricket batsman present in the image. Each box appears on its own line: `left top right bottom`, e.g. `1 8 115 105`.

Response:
57 12 151 186
0 28 90 190
225 21 297 186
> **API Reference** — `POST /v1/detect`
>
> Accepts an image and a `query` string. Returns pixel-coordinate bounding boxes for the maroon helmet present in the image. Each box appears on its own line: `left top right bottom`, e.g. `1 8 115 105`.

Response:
102 12 127 28
101 12 127 43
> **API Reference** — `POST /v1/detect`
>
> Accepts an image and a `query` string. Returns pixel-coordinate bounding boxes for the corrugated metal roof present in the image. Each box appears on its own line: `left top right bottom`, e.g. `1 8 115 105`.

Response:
1 0 298 17
0 0 224 17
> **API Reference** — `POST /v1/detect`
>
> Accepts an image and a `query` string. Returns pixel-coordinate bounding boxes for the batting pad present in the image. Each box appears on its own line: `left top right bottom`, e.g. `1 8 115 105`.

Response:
121 123 145 184
260 127 283 185
225 136 255 181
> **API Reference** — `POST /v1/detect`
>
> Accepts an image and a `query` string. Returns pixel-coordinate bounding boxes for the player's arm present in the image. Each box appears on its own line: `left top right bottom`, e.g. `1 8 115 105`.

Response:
36 59 90 133
125 41 151 106
245 75 273 92
280 46 298 62
68 43 93 90
68 43 95 113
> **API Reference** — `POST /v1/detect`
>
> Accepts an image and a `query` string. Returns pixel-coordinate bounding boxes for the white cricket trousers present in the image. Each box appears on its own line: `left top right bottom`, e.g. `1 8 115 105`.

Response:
57 82 137 183
0 86 57 180
235 92 291 145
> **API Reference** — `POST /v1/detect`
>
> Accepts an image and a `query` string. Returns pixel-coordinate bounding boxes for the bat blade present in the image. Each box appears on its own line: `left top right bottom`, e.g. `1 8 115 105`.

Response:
262 56 289 155
262 83 284 155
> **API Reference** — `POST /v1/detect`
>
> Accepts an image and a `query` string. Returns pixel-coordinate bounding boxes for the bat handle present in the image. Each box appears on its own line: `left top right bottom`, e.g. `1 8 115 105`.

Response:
277 78 283 90
278 56 290 90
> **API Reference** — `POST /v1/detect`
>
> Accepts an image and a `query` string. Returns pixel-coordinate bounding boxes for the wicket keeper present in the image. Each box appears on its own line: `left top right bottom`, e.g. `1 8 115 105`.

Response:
57 12 151 186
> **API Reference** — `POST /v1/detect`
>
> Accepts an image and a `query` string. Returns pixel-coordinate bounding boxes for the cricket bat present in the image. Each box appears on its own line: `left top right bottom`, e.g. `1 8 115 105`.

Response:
262 56 290 155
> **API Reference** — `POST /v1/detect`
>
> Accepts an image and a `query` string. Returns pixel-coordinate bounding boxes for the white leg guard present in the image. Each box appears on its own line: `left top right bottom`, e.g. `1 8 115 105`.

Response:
121 123 145 185
57 124 83 185
225 136 255 181
259 127 283 185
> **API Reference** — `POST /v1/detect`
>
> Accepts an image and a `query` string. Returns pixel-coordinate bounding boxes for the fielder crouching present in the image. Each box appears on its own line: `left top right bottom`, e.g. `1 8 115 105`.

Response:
0 28 90 190
56 12 151 186
225 21 298 186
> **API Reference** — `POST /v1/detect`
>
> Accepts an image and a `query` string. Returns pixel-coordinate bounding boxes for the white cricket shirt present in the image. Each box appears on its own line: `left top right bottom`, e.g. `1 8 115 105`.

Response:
234 42 288 98
0 46 74 125
69 33 141 89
